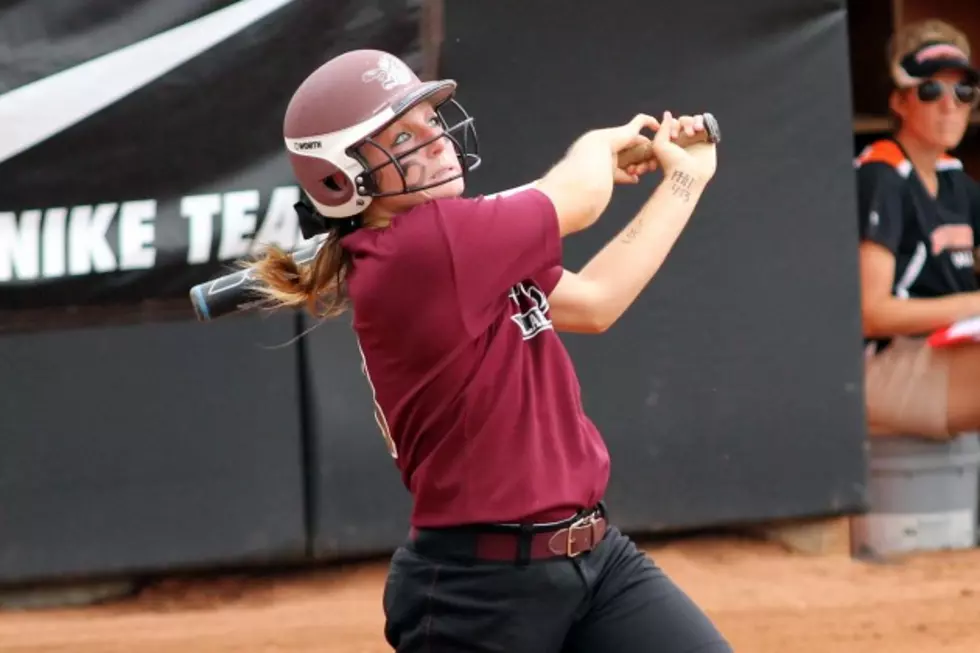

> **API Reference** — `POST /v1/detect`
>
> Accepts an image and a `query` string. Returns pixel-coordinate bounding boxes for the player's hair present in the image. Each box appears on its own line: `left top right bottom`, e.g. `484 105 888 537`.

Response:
887 19 972 70
885 19 973 131
246 236 353 319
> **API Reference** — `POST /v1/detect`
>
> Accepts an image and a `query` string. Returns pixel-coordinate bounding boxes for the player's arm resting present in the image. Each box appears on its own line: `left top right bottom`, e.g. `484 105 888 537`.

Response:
546 166 707 333
860 242 980 337
533 130 620 237
968 176 980 277
857 162 980 336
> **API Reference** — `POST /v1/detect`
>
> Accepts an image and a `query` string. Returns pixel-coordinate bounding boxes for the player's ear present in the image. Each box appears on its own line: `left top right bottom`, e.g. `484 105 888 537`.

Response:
889 88 909 120
324 172 352 193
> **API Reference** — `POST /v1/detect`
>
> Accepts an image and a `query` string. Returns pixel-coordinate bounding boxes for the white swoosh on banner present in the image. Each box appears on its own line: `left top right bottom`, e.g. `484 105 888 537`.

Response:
0 0 298 166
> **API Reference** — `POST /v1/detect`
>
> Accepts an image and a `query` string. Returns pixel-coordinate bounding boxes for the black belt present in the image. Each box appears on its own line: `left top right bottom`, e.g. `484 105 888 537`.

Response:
408 503 608 564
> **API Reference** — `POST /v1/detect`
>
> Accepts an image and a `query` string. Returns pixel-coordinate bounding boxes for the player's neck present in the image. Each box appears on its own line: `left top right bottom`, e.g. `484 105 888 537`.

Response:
894 129 943 175
363 207 394 229
894 129 944 195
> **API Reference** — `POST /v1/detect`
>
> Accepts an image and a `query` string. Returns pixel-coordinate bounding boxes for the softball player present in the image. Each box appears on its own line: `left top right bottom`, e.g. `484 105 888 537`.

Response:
857 19 980 439
251 48 731 652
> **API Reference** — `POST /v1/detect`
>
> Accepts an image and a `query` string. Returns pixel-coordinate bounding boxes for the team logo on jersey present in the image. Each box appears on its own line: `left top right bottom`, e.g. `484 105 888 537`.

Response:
508 281 553 340
930 224 976 269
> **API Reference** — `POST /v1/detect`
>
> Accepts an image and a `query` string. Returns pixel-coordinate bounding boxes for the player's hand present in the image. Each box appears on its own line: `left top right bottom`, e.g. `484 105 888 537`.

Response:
614 134 658 184
602 113 662 152
649 111 717 182
595 113 662 184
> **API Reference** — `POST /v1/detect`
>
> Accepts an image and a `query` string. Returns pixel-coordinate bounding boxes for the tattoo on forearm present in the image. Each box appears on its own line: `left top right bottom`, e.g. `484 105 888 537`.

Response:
669 170 696 202
621 217 644 244
620 171 699 244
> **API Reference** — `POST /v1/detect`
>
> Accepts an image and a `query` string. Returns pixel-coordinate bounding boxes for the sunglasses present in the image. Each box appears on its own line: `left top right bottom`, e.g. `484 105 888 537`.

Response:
916 79 979 105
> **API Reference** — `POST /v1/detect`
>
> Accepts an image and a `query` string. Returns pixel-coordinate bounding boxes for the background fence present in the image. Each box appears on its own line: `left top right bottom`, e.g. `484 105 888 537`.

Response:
0 0 869 586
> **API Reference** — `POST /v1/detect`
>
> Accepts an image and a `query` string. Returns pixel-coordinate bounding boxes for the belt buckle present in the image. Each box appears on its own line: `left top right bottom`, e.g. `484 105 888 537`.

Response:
563 513 599 558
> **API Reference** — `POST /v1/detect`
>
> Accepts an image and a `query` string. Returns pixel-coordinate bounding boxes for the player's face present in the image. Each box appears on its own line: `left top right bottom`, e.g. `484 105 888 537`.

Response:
358 101 465 217
893 70 977 151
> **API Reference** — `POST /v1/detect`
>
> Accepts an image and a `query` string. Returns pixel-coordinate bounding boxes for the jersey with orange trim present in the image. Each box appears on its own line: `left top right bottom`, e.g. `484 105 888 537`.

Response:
855 138 979 299
855 138 980 349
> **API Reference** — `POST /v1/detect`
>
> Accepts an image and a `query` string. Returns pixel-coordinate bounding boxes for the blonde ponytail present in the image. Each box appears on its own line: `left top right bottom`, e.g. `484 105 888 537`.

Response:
247 234 353 319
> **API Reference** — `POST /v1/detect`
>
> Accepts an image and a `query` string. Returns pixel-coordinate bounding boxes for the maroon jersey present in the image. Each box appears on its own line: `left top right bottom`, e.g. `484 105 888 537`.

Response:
341 188 610 527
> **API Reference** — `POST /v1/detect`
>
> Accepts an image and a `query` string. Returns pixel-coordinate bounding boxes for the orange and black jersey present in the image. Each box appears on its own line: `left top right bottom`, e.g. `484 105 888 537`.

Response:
855 138 980 303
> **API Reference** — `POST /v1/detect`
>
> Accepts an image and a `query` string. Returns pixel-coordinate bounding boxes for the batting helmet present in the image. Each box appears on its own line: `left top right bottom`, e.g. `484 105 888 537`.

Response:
283 49 480 219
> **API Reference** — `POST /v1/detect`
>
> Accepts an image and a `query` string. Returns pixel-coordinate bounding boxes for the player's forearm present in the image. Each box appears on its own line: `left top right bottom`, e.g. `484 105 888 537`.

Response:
864 292 980 338
577 168 706 326
536 131 617 235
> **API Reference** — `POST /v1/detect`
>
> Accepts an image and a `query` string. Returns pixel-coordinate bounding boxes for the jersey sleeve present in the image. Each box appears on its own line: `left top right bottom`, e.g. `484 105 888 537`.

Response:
396 187 563 334
535 266 565 297
966 176 980 246
855 162 905 254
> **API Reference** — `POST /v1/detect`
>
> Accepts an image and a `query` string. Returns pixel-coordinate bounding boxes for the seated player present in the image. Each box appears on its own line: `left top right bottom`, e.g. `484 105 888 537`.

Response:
856 19 980 439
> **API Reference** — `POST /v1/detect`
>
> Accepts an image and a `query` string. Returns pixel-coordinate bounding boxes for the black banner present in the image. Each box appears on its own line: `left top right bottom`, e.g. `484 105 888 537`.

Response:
0 0 433 314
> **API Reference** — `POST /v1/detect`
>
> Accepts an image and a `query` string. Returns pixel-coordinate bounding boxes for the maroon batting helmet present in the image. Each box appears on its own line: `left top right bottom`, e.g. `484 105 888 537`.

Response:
283 49 480 219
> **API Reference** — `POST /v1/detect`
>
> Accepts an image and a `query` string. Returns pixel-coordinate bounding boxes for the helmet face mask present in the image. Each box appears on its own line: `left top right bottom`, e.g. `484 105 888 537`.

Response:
282 50 482 220
350 97 481 200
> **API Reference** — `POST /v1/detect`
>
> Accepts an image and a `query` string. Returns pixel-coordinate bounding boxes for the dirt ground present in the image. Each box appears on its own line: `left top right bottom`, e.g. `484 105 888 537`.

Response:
2 533 980 653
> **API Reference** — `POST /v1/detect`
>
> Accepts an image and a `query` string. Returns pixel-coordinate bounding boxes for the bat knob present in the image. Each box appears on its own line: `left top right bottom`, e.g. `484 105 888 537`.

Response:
702 112 721 144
